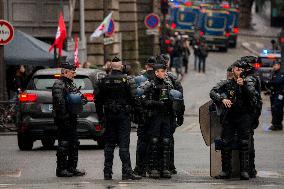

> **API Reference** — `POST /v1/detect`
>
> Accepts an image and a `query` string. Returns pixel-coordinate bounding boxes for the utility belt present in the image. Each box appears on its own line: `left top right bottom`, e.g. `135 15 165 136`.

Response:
104 103 130 113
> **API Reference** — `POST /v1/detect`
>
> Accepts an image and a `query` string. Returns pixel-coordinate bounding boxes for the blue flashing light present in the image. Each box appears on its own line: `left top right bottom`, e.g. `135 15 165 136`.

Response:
263 49 268 54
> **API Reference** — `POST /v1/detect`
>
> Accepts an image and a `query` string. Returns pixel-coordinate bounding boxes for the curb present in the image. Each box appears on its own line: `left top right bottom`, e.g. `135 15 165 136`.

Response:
0 132 16 136
238 32 277 39
241 42 260 56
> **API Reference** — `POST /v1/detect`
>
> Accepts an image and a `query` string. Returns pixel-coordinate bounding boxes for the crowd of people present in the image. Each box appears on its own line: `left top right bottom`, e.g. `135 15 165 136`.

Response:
166 32 209 80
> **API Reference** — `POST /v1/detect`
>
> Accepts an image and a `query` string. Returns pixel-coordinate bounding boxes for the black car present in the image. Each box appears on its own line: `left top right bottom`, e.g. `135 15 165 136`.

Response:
16 68 106 150
254 50 281 90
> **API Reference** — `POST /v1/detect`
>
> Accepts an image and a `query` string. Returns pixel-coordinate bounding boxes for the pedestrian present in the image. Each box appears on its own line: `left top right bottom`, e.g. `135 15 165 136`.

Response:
141 63 175 179
210 61 258 180
192 39 200 71
182 38 191 74
172 33 184 80
52 58 86 177
264 61 284 131
198 42 208 73
133 56 157 177
94 57 141 180
82 61 92 68
14 65 28 93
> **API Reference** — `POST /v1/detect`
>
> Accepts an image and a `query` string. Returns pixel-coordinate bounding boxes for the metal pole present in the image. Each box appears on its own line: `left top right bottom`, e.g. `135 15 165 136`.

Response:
0 0 7 100
79 0 87 63
103 0 108 62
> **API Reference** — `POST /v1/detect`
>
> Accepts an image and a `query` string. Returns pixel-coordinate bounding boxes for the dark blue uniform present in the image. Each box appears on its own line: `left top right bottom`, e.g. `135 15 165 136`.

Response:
95 70 141 180
267 70 284 130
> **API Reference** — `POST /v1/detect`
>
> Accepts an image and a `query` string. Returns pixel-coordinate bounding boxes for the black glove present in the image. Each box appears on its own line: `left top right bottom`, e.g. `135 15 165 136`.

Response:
177 116 184 126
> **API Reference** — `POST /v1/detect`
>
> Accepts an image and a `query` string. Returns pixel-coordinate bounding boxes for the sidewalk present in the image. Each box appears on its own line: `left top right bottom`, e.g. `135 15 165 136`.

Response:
239 5 281 38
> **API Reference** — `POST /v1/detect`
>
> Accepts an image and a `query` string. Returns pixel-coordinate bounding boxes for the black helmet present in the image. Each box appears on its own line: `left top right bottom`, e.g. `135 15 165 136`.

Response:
153 63 167 70
146 56 157 66
61 55 76 70
240 56 257 65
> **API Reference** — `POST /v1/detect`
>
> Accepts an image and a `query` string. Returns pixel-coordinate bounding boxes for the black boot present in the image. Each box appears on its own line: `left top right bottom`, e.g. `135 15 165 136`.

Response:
161 138 171 179
240 151 250 180
68 141 86 177
169 137 177 175
120 147 142 180
133 140 147 177
215 150 232 179
249 137 257 178
56 141 73 177
149 138 160 179
104 144 115 180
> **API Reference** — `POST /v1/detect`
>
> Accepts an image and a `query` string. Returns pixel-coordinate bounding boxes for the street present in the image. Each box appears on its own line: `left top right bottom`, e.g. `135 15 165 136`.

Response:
1 35 284 189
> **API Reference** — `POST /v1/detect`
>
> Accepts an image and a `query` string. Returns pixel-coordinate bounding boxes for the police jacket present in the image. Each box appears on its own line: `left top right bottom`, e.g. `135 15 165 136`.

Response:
143 76 174 114
52 76 79 120
210 78 258 115
94 70 136 117
267 70 284 95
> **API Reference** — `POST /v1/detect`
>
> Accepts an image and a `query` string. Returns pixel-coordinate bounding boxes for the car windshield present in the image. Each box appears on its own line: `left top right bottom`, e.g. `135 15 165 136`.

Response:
206 16 226 29
259 57 280 67
27 75 93 90
178 11 197 25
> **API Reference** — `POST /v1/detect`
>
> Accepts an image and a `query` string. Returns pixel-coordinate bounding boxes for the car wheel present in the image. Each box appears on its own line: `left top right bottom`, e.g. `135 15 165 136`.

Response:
41 138 55 149
18 133 33 151
97 140 105 149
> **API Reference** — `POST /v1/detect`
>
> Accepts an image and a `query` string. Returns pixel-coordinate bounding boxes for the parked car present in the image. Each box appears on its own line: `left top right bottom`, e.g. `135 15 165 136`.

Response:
16 68 106 150
254 50 281 90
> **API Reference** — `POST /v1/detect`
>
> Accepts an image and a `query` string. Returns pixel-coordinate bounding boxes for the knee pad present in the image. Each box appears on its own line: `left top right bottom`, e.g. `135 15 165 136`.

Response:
239 140 249 151
162 138 171 145
105 143 116 151
151 137 159 145
57 141 69 155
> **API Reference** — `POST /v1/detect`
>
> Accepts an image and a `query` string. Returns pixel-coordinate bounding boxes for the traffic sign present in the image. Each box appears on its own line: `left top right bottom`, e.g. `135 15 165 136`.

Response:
144 13 160 29
0 20 14 45
106 19 115 37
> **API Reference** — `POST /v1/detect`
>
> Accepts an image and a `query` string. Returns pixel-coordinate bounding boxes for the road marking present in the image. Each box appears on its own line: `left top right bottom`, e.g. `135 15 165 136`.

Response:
0 170 21 178
258 171 283 178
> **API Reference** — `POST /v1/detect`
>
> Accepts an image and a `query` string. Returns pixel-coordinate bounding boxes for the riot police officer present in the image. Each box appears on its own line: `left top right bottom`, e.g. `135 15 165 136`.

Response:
52 60 86 177
210 61 258 180
133 56 157 177
264 61 284 131
142 63 175 179
158 54 184 174
239 56 262 178
94 57 141 180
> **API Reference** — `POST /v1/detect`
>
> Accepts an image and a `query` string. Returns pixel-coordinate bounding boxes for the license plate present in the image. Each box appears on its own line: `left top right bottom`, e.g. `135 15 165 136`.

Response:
42 104 53 113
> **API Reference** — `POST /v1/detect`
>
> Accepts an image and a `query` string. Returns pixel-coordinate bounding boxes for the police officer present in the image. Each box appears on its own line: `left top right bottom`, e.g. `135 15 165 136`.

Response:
133 56 157 177
210 61 258 180
52 60 86 177
94 57 141 180
142 63 175 179
158 54 184 175
239 56 262 178
264 61 284 131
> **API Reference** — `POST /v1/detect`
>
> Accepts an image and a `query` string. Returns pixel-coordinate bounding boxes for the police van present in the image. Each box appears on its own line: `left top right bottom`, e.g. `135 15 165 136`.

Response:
168 2 200 39
197 7 231 52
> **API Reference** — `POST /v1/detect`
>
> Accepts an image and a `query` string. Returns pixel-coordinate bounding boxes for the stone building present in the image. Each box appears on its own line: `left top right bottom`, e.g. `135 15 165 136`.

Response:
4 0 161 67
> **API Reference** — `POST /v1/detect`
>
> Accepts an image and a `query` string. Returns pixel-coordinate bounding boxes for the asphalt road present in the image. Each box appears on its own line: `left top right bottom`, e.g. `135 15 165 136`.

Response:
0 36 284 189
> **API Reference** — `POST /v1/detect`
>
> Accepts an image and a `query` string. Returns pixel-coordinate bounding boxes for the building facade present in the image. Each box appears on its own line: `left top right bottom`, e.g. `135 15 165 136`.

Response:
4 0 161 67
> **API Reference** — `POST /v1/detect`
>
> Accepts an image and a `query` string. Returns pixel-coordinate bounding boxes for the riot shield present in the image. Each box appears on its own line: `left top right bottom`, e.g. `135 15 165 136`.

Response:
199 100 212 146
209 105 240 178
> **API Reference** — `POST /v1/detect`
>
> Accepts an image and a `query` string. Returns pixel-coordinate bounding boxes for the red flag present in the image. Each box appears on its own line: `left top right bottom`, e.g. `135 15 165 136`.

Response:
49 12 66 56
74 35 80 68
